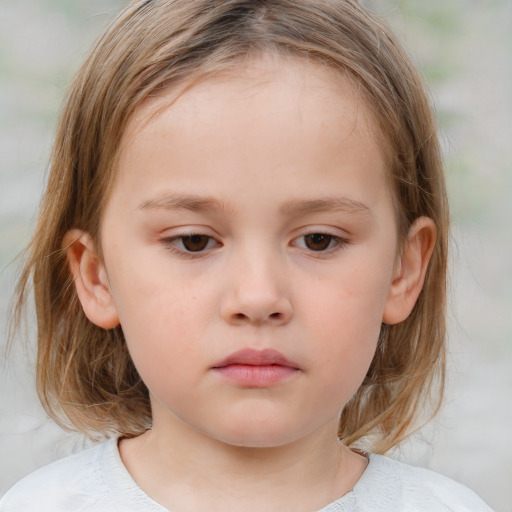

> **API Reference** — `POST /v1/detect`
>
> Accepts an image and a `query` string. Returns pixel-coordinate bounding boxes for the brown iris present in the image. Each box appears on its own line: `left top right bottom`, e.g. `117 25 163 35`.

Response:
181 235 210 252
304 233 333 251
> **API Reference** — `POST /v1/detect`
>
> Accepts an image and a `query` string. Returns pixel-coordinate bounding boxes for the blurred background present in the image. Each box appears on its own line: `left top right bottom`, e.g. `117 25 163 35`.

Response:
0 0 510 510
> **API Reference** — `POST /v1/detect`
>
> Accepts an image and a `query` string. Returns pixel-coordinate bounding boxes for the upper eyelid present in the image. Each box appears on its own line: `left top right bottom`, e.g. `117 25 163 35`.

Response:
291 225 350 238
158 226 349 240
158 226 221 242
163 233 220 245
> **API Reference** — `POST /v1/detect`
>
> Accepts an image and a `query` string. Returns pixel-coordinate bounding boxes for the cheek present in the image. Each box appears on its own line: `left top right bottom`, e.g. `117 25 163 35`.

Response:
299 264 391 389
311 294 381 374
106 258 217 374
303 257 392 335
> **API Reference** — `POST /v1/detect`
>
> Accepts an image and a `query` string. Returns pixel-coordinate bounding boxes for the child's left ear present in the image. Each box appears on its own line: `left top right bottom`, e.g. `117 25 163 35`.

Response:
382 217 436 325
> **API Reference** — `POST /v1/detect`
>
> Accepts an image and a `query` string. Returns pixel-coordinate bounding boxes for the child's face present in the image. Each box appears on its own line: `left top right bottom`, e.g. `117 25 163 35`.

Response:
91 57 404 447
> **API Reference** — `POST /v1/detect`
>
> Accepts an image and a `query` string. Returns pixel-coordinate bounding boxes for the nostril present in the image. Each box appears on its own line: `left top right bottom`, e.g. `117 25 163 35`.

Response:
233 312 282 322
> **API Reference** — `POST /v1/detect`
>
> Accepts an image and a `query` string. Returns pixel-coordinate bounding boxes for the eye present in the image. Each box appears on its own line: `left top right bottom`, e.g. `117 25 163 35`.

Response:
293 232 347 253
162 234 220 254
179 234 213 252
303 233 336 251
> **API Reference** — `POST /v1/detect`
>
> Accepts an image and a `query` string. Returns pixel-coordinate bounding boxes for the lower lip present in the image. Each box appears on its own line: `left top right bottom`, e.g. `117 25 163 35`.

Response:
213 364 298 387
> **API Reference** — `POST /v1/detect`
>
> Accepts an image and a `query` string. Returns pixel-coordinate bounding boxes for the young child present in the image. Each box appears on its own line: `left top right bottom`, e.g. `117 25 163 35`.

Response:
1 0 493 510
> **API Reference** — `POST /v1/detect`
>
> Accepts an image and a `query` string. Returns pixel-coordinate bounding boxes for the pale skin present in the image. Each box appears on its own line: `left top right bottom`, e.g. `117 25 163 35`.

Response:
64 56 436 512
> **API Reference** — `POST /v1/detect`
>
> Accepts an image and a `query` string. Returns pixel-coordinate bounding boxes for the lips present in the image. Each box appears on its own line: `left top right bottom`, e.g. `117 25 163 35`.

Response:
212 348 300 387
213 348 299 368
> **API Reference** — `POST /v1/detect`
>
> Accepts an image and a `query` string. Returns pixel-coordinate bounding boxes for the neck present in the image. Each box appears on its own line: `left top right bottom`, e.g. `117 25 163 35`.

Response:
119 407 367 512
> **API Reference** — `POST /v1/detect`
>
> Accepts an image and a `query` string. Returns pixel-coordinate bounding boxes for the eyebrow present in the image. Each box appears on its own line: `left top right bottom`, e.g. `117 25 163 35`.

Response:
139 193 371 216
279 197 372 216
139 194 231 213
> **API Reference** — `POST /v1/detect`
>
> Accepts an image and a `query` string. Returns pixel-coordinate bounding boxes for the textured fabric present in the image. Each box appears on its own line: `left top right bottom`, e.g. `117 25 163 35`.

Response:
0 438 493 511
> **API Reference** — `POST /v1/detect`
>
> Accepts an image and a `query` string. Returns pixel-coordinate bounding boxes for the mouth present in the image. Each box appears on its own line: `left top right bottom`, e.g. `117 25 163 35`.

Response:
212 348 301 387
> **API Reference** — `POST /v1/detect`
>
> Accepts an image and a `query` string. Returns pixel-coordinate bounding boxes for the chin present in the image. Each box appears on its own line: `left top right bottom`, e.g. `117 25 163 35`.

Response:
206 418 307 449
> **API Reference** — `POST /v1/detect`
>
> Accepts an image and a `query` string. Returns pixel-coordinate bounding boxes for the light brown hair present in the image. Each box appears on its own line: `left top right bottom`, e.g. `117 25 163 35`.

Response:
13 0 448 452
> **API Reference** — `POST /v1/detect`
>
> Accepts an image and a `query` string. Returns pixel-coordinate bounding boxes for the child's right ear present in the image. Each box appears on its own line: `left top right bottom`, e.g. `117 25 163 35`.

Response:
62 229 120 329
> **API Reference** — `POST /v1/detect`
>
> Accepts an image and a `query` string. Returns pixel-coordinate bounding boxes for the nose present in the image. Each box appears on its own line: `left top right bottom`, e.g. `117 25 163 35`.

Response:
220 250 293 327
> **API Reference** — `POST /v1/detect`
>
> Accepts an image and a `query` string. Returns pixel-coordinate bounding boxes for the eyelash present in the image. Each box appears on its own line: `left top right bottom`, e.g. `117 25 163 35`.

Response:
160 234 221 259
160 231 349 258
292 232 347 254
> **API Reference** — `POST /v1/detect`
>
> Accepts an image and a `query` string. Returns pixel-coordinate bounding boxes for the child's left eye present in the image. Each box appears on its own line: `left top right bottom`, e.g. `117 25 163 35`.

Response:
293 233 345 252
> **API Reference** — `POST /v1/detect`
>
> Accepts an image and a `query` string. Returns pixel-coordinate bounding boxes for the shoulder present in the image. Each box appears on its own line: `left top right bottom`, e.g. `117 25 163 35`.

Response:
354 454 494 512
0 439 115 512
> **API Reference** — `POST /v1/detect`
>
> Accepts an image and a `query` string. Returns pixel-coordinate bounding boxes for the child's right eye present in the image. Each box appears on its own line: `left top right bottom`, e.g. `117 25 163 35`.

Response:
162 234 220 255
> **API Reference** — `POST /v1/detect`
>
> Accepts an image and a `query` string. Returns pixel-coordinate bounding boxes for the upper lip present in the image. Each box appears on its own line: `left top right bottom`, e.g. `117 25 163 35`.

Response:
212 348 300 369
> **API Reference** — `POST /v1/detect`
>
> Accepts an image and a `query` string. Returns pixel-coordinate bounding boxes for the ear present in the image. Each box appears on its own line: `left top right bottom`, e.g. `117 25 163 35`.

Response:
382 217 436 325
63 229 120 329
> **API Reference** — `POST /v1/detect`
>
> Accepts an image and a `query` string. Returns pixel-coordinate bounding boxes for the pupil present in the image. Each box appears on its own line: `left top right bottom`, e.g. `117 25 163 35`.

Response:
305 234 331 251
183 235 208 251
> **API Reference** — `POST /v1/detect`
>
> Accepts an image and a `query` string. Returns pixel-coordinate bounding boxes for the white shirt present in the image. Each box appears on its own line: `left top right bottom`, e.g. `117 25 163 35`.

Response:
0 438 493 511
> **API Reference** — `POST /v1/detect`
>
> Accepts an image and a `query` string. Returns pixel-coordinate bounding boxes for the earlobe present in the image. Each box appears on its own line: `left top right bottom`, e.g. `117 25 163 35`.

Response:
382 217 436 325
63 229 120 329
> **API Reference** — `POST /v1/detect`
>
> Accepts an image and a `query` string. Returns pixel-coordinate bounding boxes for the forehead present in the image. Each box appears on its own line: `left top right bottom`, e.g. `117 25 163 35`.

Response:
122 55 378 150
110 55 390 214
